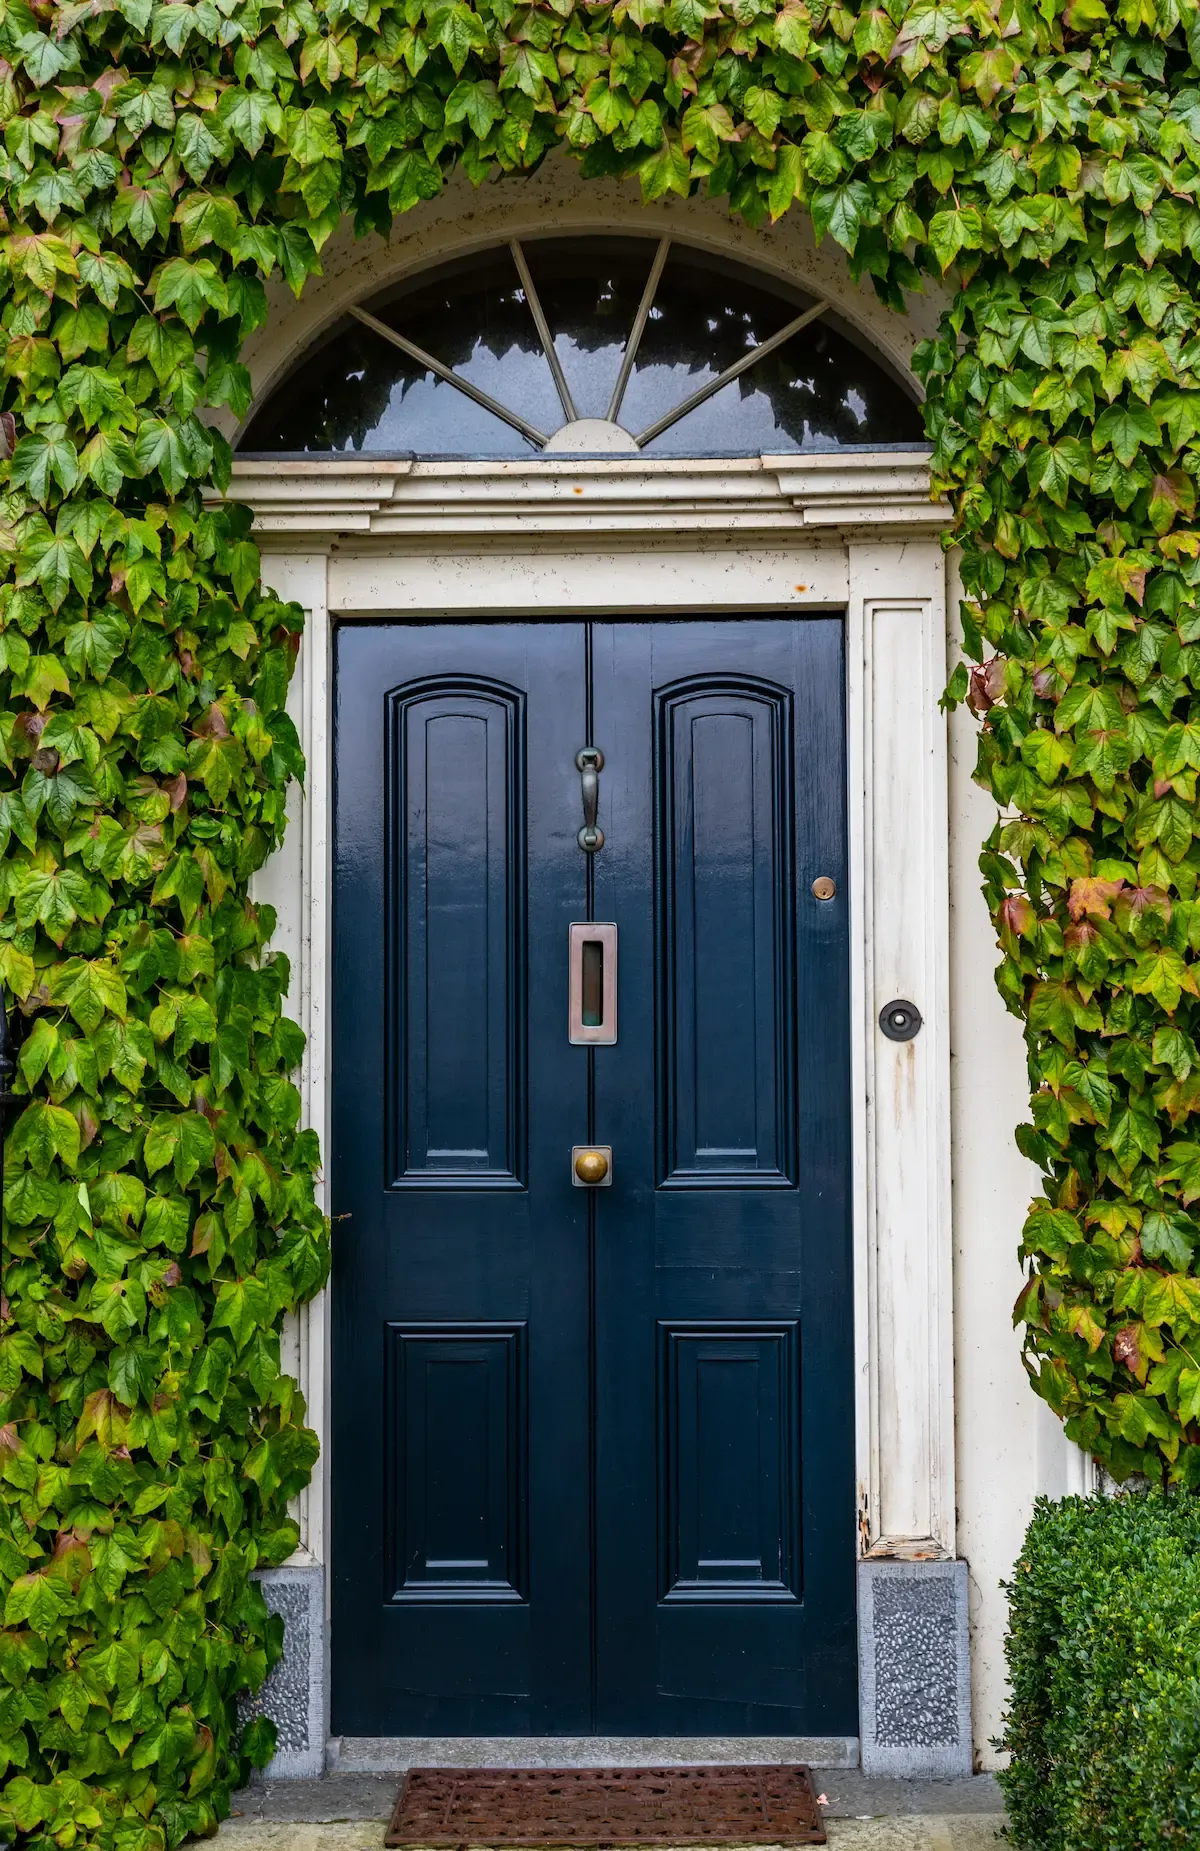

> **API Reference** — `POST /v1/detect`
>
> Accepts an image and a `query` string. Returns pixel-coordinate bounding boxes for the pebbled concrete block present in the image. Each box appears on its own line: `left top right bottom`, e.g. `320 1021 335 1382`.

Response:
241 1564 326 1779
858 1560 972 1779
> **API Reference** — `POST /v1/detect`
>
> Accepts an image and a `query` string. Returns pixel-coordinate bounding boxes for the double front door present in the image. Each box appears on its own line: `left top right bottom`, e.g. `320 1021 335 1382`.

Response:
331 617 854 1737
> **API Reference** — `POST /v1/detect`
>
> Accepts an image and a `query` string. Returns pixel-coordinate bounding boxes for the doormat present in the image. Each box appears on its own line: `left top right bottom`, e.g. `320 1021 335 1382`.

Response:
384 1765 827 1847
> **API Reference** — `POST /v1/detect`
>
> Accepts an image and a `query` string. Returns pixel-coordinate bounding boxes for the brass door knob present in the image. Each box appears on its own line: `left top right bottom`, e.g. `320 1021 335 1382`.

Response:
572 1146 612 1186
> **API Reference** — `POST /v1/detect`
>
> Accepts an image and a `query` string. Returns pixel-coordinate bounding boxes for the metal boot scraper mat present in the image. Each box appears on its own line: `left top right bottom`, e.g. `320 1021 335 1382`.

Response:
385 1764 828 1846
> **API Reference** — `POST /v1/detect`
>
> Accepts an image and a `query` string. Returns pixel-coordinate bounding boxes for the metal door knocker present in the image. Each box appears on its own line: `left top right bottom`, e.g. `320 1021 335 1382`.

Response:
576 746 604 852
880 999 922 1042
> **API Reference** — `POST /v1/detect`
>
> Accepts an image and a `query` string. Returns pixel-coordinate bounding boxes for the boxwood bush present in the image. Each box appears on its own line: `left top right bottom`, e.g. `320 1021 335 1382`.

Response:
999 1490 1200 1850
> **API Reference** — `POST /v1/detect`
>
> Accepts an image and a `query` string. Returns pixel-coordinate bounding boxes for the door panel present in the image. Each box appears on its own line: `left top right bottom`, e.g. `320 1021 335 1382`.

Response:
389 684 524 1186
660 1322 800 1601
385 1322 526 1602
332 624 591 1735
332 615 854 1738
591 619 855 1735
658 680 794 1187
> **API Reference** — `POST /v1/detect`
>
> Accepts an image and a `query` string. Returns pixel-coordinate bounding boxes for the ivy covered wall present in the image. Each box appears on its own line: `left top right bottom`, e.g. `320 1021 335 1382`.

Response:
3 0 1200 1844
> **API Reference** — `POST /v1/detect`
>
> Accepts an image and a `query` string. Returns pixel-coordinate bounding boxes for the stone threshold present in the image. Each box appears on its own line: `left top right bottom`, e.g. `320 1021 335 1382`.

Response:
328 1738 861 1774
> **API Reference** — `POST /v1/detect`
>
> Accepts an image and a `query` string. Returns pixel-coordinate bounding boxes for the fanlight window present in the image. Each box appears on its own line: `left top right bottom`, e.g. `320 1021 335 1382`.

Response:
239 236 924 459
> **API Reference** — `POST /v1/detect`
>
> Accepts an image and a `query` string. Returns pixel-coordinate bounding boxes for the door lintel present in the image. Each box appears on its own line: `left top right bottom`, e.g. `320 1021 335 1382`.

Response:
217 450 950 547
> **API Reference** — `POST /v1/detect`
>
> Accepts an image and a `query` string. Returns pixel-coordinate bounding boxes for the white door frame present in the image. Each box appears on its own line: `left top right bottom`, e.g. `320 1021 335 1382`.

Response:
240 450 956 1614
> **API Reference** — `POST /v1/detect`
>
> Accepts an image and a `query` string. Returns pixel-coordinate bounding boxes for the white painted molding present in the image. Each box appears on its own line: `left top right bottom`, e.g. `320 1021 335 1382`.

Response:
249 551 331 1568
254 493 955 1579
221 452 949 545
323 543 848 616
848 543 954 1559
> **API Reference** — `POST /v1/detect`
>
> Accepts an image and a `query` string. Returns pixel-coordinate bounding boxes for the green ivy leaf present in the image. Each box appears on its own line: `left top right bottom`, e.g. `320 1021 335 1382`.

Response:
18 30 76 87
62 611 130 681
1141 1211 1196 1269
1142 1271 1200 1330
1131 948 1195 1013
150 258 228 331
431 2 488 74
1093 402 1161 466
743 86 782 139
381 150 442 213
10 430 79 502
143 1111 214 1187
50 959 127 1034
174 191 241 254
211 1275 274 1350
638 133 690 202
9 1099 81 1172
133 418 194 494
4 1572 66 1629
174 112 224 183
681 100 735 162
810 180 873 252
444 79 504 138
110 180 174 246
928 203 983 271
1027 437 1091 508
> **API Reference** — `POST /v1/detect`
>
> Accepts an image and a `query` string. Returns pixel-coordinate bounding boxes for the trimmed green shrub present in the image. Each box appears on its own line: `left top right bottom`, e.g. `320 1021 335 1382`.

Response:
1000 1490 1200 1851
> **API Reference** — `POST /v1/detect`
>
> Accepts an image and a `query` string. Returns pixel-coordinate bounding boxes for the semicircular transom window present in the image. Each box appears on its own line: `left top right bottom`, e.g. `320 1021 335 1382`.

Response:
239 236 924 460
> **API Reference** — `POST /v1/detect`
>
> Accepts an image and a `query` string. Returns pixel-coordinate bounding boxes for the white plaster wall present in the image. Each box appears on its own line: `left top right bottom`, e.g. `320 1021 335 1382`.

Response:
945 562 1094 1768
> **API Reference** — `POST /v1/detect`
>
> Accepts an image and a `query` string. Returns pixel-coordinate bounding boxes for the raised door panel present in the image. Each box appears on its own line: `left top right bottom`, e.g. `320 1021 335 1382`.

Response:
388 683 523 1187
660 1323 800 1602
657 681 795 1188
386 1324 526 1602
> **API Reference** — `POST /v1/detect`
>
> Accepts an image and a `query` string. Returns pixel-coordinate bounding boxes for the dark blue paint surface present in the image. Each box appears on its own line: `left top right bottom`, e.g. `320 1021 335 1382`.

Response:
386 681 524 1187
332 619 855 1736
385 1323 526 1602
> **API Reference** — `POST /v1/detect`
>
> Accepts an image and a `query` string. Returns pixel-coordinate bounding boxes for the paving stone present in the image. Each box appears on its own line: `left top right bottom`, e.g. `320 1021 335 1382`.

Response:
214 1826 1001 1851
812 1776 1002 1818
825 1822 1002 1850
218 1827 386 1850
232 1774 399 1823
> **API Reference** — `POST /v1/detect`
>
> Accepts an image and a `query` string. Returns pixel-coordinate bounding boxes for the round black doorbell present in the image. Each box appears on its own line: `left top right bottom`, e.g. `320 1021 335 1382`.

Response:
879 999 922 1042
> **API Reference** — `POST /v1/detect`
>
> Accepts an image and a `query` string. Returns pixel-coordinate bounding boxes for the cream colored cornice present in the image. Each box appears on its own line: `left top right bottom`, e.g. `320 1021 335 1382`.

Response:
216 450 950 548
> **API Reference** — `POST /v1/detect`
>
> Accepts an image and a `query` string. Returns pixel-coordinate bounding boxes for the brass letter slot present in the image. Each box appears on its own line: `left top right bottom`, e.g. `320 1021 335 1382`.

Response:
569 923 617 1045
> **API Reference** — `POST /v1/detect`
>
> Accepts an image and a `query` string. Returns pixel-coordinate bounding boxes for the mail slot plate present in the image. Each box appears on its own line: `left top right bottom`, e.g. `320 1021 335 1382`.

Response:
569 922 617 1046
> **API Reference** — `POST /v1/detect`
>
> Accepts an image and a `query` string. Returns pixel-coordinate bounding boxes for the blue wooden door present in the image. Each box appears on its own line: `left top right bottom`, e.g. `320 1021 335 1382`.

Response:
331 618 854 1736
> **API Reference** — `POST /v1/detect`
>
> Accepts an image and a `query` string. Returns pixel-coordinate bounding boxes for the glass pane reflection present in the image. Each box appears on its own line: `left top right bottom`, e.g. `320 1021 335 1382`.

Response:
238 235 923 458
618 246 798 436
244 314 534 456
371 247 564 439
521 237 660 421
